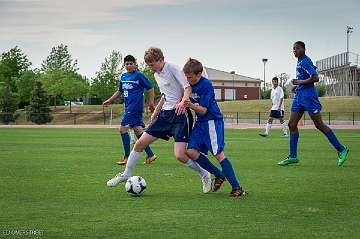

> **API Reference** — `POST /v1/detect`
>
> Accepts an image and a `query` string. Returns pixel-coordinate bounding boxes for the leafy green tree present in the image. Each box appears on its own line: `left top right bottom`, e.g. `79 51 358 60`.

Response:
0 80 19 124
0 46 32 109
0 46 32 79
40 69 66 107
40 44 89 108
274 73 290 99
263 88 271 99
275 73 289 88
316 84 326 97
16 70 38 108
41 44 78 72
90 50 123 101
40 69 89 109
138 63 160 100
61 72 90 112
27 81 53 124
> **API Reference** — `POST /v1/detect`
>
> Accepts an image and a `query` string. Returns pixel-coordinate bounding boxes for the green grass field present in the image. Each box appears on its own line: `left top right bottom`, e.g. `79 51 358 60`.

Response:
0 128 359 238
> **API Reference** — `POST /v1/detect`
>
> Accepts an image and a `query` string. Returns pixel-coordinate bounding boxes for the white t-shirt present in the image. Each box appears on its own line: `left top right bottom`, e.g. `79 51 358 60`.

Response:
154 62 190 110
271 86 285 111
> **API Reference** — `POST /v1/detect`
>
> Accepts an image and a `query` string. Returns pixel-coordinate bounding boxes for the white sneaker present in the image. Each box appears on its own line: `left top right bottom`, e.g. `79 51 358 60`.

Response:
106 172 129 187
201 172 212 193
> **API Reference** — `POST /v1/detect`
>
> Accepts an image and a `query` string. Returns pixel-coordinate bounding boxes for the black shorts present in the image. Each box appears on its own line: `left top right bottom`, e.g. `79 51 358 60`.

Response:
145 108 194 142
269 110 284 119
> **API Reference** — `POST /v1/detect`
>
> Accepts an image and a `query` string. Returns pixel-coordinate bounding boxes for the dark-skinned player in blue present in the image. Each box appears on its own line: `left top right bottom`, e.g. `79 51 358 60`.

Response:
278 41 349 166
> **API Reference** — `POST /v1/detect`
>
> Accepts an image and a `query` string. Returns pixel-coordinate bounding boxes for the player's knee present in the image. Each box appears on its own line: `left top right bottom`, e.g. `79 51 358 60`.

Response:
133 139 146 151
314 122 322 129
288 121 296 131
186 149 199 160
120 126 128 134
175 153 188 163
133 127 143 136
314 121 327 132
214 152 225 162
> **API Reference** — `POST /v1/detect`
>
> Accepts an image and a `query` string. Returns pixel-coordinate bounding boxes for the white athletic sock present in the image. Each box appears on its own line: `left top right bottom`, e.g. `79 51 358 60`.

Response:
281 121 288 135
129 129 136 145
265 123 272 135
123 150 142 177
186 159 208 177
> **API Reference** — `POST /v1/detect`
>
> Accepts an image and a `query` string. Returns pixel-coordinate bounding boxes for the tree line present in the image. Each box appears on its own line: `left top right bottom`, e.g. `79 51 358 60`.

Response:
0 44 160 124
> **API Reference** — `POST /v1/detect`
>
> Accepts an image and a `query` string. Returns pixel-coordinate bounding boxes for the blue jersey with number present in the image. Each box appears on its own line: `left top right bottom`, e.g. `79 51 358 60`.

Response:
190 77 223 122
296 54 318 94
119 70 153 113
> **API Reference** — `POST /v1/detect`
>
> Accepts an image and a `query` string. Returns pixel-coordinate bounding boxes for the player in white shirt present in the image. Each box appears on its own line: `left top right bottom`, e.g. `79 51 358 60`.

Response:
106 47 211 193
260 77 288 137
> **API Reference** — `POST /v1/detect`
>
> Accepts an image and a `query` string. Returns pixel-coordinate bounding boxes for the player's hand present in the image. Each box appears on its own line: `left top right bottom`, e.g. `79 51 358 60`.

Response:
291 86 297 93
291 79 300 85
149 102 155 113
102 99 111 107
183 99 192 108
175 100 187 115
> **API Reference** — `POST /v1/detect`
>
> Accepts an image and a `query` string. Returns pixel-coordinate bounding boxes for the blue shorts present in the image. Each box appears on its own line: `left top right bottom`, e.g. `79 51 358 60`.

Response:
121 111 143 127
291 91 322 115
188 119 225 155
269 110 284 118
145 109 193 142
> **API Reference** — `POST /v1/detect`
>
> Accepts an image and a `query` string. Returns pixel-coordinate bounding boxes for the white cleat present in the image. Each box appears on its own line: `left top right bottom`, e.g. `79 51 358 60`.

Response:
106 172 129 187
201 172 212 193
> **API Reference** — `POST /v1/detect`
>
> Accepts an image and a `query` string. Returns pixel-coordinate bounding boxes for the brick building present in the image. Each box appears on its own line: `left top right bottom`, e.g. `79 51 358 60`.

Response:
203 67 261 101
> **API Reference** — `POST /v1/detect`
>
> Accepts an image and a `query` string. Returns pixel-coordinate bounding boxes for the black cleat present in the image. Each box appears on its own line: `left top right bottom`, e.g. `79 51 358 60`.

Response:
230 187 247 197
213 176 226 192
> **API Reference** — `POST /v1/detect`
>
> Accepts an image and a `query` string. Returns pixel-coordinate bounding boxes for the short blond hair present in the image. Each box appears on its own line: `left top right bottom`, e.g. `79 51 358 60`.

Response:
144 47 164 64
183 58 203 74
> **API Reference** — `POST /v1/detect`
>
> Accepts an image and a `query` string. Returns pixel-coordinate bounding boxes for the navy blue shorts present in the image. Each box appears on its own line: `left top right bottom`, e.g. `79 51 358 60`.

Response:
121 111 143 127
269 110 284 119
145 108 193 142
188 119 225 155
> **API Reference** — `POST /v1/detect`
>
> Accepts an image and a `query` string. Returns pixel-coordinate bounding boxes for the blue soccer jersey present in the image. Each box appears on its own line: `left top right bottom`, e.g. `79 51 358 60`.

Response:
189 77 223 122
291 54 322 114
295 54 318 92
119 70 153 113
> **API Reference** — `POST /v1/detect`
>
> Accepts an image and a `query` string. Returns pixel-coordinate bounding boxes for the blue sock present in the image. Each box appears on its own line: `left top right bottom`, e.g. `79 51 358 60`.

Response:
121 132 130 157
325 130 344 152
220 158 240 189
289 131 299 158
196 153 223 178
136 132 154 157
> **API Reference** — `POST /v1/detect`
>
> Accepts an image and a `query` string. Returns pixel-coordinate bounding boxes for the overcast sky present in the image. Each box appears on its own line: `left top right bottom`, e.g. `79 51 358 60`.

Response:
1 0 359 84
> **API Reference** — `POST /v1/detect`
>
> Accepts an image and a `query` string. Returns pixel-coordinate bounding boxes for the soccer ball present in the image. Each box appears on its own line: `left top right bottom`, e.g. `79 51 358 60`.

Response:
125 176 147 197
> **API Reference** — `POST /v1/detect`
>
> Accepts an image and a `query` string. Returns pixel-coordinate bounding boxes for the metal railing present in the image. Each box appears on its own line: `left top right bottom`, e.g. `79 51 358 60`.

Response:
1 111 360 125
222 111 360 125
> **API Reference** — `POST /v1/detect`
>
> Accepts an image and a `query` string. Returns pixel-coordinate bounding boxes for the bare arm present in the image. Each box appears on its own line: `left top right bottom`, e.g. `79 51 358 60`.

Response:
175 86 192 115
102 91 121 106
182 86 192 102
147 88 155 113
185 101 207 115
150 95 165 123
278 98 283 111
292 75 319 85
